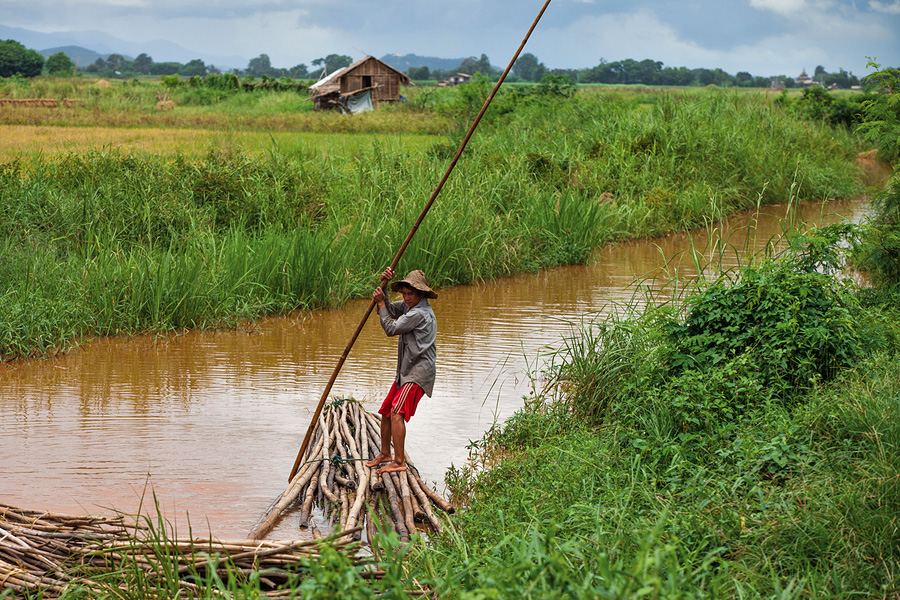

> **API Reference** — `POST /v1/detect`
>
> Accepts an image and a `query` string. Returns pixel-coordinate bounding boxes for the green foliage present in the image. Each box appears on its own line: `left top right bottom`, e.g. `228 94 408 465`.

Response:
535 73 577 98
0 89 864 360
45 51 75 76
790 85 867 128
439 218 900 598
857 59 900 162
0 39 44 77
853 175 900 287
663 261 861 405
159 74 180 89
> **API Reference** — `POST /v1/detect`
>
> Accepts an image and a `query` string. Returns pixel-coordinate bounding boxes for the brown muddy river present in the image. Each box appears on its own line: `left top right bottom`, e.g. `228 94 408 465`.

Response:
0 198 872 539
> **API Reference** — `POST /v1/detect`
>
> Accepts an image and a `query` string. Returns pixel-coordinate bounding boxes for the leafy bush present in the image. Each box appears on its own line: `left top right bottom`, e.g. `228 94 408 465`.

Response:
854 174 900 288
662 261 861 405
791 85 867 128
857 60 900 162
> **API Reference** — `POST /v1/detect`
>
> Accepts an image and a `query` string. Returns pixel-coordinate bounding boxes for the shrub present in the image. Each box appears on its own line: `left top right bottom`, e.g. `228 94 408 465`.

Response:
663 261 861 406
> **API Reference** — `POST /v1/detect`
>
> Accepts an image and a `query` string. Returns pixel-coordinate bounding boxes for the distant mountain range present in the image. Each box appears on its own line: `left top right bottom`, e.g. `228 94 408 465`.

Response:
379 53 473 73
38 46 111 68
0 24 246 71
0 25 486 73
1 24 478 75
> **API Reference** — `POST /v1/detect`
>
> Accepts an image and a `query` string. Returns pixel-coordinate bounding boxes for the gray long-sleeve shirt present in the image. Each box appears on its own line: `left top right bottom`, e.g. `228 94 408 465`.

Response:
377 298 436 397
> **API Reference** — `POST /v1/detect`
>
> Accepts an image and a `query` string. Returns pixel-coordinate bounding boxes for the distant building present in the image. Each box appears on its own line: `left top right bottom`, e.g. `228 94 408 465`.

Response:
310 55 412 112
795 69 812 86
439 72 473 87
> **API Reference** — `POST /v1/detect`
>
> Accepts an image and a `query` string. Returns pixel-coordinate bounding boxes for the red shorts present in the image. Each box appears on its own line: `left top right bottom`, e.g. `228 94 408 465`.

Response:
378 381 424 422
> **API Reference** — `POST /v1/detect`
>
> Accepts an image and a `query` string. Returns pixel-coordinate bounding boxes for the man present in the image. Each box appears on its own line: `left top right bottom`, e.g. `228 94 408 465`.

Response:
365 267 437 474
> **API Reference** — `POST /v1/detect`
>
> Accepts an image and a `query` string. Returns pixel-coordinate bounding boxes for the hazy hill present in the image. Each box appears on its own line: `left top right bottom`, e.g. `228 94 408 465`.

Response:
39 46 115 68
380 53 469 73
0 24 246 71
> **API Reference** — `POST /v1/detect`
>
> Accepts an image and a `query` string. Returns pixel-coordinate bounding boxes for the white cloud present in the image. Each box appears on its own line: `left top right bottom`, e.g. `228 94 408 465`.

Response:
869 0 900 14
537 10 719 68
749 0 809 17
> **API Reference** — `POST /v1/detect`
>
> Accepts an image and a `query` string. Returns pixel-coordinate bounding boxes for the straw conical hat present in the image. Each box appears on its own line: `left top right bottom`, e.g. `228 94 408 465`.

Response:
390 270 437 299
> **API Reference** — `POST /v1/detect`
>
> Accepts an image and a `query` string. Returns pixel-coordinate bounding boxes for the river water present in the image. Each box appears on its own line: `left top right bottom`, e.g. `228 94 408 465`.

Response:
0 197 873 539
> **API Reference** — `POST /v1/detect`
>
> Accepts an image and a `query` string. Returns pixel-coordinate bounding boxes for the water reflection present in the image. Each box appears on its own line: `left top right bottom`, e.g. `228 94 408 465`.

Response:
0 198 871 539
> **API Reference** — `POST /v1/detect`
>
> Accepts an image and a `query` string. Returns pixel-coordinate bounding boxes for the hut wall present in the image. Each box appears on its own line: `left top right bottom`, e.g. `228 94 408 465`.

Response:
340 59 406 102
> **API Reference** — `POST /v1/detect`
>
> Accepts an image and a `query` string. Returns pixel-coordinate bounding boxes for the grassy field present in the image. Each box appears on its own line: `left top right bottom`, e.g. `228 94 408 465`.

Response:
430 178 900 598
0 77 865 360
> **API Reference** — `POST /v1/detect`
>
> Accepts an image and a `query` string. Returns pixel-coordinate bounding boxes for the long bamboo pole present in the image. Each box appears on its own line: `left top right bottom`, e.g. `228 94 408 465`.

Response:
287 0 555 484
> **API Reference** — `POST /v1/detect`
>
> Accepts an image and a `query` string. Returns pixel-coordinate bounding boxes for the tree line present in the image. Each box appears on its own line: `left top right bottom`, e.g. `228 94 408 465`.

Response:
434 52 861 89
0 38 867 90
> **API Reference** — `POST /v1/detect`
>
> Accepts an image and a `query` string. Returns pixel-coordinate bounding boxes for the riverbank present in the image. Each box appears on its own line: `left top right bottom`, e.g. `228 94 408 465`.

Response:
425 175 900 598
0 89 863 361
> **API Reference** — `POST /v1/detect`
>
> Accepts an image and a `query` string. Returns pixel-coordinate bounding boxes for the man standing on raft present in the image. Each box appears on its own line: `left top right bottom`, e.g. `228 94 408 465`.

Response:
366 267 437 474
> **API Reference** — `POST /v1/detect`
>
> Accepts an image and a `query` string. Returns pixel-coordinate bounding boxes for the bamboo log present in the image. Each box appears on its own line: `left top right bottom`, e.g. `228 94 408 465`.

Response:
398 472 417 536
298 467 319 528
333 474 357 490
407 471 443 534
408 467 455 514
409 491 425 523
378 468 409 541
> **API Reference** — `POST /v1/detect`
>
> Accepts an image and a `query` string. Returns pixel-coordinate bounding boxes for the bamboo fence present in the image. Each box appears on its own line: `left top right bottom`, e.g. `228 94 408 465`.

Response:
0 502 368 597
251 398 453 541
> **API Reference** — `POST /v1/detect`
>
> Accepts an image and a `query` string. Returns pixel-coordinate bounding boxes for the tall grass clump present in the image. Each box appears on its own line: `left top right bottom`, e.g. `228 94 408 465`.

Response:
475 91 860 237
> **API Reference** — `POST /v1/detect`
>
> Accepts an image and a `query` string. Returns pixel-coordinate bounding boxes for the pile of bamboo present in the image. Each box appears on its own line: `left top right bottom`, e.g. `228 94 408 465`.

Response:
0 503 365 597
251 399 453 541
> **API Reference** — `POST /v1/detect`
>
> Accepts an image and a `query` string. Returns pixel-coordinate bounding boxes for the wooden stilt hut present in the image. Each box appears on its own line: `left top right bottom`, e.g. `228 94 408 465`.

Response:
310 55 412 112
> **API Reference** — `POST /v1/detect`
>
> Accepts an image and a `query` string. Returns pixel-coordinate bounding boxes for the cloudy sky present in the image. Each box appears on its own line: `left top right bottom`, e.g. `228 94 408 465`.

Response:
2 0 898 77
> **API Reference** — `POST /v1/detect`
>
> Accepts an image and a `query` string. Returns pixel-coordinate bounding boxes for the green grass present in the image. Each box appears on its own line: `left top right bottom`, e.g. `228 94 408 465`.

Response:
0 87 864 360
434 224 900 599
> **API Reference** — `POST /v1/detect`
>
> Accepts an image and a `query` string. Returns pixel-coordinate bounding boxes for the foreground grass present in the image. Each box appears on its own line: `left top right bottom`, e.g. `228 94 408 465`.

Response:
431 212 900 598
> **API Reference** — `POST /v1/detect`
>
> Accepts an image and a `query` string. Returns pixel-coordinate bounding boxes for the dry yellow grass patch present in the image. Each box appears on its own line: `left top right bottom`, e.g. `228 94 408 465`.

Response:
0 124 439 161
0 125 224 157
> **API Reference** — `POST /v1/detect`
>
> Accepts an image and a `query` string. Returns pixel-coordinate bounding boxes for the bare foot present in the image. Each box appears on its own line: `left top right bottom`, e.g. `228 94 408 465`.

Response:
376 461 407 474
366 454 391 468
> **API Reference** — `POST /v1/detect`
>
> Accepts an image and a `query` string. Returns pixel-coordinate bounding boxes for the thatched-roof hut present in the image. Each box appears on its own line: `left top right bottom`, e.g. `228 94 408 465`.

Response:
310 55 412 112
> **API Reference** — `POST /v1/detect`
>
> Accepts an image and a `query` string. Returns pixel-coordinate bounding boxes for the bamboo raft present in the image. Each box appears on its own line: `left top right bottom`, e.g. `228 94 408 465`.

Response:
250 398 454 541
0 503 368 597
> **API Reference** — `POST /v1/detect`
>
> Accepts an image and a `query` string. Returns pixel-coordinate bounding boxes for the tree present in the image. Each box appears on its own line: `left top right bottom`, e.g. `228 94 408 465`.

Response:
514 53 544 81
408 65 430 80
536 73 576 97
459 53 492 76
149 62 181 76
105 54 126 73
45 52 75 76
290 63 309 78
311 54 352 78
0 39 45 77
133 53 153 74
182 59 207 77
322 54 352 74
247 54 272 77
735 71 754 87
